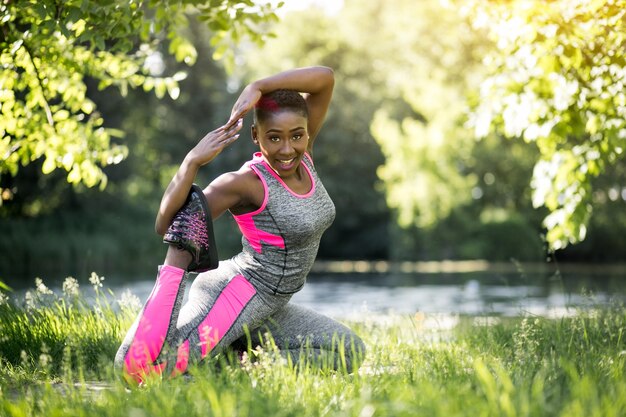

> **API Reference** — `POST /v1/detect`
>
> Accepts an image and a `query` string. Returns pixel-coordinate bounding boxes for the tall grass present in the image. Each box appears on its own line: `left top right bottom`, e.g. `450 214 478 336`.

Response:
0 276 625 416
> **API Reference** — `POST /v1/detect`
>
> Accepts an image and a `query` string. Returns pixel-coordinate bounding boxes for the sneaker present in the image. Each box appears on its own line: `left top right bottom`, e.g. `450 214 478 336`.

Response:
163 184 218 272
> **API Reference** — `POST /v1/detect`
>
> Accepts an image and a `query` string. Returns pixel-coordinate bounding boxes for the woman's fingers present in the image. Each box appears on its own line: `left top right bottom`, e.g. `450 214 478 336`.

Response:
222 134 240 145
215 119 242 145
223 117 243 135
227 109 245 127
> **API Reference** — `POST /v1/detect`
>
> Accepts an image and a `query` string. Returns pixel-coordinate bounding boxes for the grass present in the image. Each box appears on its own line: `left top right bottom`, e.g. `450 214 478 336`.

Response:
0 275 625 417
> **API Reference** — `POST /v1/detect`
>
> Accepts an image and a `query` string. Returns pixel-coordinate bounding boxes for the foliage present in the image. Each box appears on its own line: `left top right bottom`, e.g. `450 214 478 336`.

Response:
3 0 626 275
464 0 626 250
0 0 280 193
0 201 164 280
1 279 625 416
364 0 489 230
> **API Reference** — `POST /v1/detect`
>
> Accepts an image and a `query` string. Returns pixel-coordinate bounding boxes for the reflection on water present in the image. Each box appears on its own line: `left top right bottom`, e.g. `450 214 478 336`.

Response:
110 269 626 319
291 278 601 319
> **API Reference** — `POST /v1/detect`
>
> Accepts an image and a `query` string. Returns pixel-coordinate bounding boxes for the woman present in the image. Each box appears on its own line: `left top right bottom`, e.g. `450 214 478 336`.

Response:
115 67 365 383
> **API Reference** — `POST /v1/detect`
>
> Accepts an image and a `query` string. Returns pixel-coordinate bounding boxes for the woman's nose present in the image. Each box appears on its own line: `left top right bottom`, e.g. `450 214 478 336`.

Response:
280 140 294 154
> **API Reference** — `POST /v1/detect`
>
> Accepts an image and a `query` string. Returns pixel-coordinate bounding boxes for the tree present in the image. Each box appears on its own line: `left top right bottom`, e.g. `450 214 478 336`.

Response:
464 0 626 250
364 0 488 230
0 18 250 281
0 0 279 198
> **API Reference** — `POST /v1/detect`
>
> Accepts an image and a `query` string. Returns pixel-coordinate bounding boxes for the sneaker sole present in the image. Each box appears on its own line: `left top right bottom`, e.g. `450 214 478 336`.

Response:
190 184 219 272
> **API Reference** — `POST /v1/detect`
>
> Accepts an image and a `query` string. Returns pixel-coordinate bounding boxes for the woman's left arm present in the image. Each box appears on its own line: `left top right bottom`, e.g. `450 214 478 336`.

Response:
228 66 335 150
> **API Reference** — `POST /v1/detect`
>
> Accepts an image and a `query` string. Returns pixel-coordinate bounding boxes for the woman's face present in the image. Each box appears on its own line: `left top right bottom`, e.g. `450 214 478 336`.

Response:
253 110 309 178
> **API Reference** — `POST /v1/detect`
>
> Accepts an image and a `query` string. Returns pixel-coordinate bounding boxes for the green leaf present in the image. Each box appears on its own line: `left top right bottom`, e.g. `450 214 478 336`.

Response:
33 2 48 19
154 79 166 99
42 156 56 174
67 6 82 23
0 280 11 292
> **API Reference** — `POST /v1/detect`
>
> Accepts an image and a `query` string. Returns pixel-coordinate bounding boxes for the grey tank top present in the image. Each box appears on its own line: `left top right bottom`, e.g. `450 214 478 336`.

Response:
230 152 335 294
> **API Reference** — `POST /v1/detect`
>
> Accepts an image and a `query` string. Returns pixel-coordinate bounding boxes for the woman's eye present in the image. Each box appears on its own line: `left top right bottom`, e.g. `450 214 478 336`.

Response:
270 136 280 142
292 134 302 141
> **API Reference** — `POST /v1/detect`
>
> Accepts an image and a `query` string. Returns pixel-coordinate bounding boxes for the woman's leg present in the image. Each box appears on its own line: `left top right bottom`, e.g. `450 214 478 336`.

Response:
114 248 192 383
115 253 288 383
166 263 287 373
242 304 366 372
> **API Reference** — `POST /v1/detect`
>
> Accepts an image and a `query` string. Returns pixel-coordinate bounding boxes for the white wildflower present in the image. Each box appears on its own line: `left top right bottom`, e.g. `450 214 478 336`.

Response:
93 305 105 319
35 277 53 295
89 272 105 289
39 352 52 368
39 343 52 369
24 291 35 310
62 277 80 297
20 350 29 365
0 292 8 306
117 289 141 312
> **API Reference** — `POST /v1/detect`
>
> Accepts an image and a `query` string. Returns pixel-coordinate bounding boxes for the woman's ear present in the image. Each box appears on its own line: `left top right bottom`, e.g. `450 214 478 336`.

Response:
251 124 259 145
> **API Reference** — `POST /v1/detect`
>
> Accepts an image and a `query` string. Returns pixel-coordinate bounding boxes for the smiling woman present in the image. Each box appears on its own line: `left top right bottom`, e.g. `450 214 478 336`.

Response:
114 66 365 384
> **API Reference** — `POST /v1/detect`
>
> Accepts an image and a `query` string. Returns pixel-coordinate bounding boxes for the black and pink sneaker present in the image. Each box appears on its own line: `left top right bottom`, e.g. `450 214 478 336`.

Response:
163 184 218 272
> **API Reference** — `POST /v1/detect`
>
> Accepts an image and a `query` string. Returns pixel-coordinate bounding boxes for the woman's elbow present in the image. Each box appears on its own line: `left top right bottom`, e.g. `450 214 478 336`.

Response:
155 217 167 236
321 66 334 84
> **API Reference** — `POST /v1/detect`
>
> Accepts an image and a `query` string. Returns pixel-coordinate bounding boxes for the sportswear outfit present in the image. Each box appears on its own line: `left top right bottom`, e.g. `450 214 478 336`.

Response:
115 153 365 382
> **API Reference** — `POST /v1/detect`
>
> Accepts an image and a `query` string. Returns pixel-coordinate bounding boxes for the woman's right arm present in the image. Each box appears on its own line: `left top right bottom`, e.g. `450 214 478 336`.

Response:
155 120 242 235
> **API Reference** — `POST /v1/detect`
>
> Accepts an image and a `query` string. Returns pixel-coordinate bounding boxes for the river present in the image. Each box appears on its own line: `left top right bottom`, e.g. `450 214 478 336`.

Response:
7 261 625 319
105 261 626 319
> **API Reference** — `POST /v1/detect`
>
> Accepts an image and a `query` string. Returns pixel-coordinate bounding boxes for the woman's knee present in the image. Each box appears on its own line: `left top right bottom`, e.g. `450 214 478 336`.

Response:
343 332 366 372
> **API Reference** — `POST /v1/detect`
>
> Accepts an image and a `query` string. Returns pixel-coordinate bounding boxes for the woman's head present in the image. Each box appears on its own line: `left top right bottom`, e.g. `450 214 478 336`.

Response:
252 90 310 178
253 89 308 125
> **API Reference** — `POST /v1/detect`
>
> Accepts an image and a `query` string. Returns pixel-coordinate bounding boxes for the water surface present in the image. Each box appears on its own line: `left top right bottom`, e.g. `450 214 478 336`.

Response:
109 267 626 319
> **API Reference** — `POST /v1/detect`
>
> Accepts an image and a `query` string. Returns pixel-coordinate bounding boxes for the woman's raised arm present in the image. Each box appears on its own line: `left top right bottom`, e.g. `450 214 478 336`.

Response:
228 66 334 150
155 120 242 235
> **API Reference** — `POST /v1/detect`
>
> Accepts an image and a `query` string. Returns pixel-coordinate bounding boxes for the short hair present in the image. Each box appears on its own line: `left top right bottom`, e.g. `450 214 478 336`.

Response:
254 89 308 125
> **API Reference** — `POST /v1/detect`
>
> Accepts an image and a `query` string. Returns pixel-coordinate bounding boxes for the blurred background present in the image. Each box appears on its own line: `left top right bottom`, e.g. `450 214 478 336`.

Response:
1 0 624 314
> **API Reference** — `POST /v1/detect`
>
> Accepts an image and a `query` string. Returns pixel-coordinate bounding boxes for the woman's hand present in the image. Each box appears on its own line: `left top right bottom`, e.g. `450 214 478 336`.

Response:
228 83 262 127
186 119 243 167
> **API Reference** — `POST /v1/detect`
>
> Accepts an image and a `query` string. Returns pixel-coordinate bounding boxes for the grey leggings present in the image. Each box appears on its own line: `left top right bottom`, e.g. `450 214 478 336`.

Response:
115 262 365 382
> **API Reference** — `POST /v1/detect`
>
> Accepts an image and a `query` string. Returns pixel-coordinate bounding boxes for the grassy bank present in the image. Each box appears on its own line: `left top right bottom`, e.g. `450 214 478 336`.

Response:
0 276 625 416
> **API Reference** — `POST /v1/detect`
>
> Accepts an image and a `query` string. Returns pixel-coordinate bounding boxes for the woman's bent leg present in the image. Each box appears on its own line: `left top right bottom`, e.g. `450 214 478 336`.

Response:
115 260 290 382
170 265 287 371
244 304 366 372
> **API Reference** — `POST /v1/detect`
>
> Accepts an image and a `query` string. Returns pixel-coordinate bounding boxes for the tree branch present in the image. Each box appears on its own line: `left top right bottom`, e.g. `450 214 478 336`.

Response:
21 41 55 127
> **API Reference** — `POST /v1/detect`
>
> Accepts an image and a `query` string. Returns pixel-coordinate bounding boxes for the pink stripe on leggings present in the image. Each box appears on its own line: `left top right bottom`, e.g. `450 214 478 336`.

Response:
174 340 190 375
124 265 185 380
197 275 256 358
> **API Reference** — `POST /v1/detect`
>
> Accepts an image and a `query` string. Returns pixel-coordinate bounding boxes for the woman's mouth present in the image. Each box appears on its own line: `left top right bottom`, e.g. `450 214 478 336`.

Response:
276 157 297 170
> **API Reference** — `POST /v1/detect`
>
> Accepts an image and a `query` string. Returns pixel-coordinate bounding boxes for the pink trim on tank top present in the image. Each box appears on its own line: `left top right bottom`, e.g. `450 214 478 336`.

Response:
234 161 269 217
197 275 256 358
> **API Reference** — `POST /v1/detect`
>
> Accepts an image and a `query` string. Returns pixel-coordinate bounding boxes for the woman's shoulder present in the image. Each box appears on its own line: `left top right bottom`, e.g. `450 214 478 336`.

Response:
218 165 263 214
214 164 261 191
